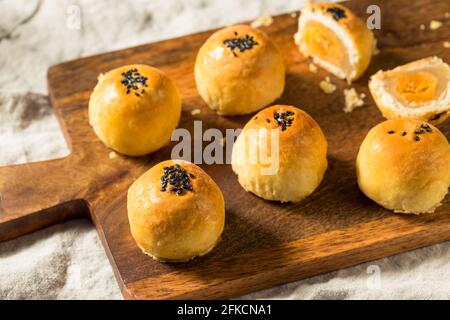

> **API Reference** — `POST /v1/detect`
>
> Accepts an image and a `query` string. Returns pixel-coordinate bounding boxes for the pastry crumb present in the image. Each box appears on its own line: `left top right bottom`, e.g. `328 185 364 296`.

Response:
309 63 318 73
444 41 450 48
251 15 273 28
343 88 366 113
293 32 301 45
291 12 298 18
191 108 201 116
430 20 443 30
109 151 118 159
419 24 425 30
319 77 336 94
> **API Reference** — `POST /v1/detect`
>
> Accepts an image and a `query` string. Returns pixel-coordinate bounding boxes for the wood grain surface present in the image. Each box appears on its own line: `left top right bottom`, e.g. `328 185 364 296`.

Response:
0 0 449 299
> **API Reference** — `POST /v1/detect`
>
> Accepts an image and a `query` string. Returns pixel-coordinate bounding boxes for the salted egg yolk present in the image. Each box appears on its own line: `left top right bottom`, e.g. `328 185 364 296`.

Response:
395 71 438 105
303 21 347 69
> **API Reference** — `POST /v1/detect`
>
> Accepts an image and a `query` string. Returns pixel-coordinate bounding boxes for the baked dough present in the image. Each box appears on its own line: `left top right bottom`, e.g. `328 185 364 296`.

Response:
356 119 450 214
89 64 181 156
127 160 225 262
231 105 328 202
195 24 285 115
296 2 374 82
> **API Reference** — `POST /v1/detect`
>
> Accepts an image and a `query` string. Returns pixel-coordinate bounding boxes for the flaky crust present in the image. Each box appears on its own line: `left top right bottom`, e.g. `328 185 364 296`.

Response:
297 2 374 82
195 25 285 115
356 119 450 214
127 160 225 262
231 105 328 202
89 64 181 156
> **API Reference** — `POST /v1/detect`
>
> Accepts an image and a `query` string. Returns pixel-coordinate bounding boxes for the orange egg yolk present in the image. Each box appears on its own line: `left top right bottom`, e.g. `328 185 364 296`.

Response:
303 21 347 68
395 71 437 104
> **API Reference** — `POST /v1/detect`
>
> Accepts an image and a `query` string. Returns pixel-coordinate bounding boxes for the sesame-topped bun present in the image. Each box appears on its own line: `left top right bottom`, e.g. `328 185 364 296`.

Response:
127 160 225 262
195 25 285 115
295 2 374 82
89 64 181 156
231 105 328 202
356 119 450 214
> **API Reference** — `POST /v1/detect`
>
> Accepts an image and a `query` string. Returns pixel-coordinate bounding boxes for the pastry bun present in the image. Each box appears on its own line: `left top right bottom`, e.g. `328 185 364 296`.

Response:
296 2 374 82
195 24 285 115
89 64 181 156
127 160 225 262
231 105 328 202
356 119 450 214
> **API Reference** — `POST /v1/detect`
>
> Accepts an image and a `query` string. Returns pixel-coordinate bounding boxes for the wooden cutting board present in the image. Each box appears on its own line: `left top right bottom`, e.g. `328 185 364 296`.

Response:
0 0 449 299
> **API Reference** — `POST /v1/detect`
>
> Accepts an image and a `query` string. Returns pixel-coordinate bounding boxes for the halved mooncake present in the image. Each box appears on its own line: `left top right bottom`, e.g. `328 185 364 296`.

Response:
369 57 450 125
295 2 375 82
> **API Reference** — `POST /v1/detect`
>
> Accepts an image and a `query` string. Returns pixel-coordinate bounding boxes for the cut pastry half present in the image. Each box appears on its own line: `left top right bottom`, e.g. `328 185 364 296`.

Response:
295 2 375 82
369 57 450 125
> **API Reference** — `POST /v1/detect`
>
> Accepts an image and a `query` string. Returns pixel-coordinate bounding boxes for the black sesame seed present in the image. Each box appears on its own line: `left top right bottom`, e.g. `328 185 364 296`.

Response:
160 164 195 196
223 34 259 55
266 119 270 123
413 124 433 136
120 68 148 97
420 123 432 133
402 131 407 136
326 7 347 21
415 135 421 141
274 111 295 131
388 130 395 134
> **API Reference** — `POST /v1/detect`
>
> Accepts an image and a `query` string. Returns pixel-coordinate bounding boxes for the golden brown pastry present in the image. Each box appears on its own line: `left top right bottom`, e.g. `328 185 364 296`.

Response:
89 64 181 156
231 105 328 202
195 24 285 115
295 2 375 82
356 119 450 214
369 57 450 125
127 160 225 262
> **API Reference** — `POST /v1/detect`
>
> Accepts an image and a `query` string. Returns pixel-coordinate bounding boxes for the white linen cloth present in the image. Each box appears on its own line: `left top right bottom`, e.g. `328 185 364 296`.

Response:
1 0 450 300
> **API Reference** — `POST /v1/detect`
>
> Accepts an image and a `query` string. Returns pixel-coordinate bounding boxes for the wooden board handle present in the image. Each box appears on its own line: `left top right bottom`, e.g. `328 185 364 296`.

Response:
0 157 88 241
